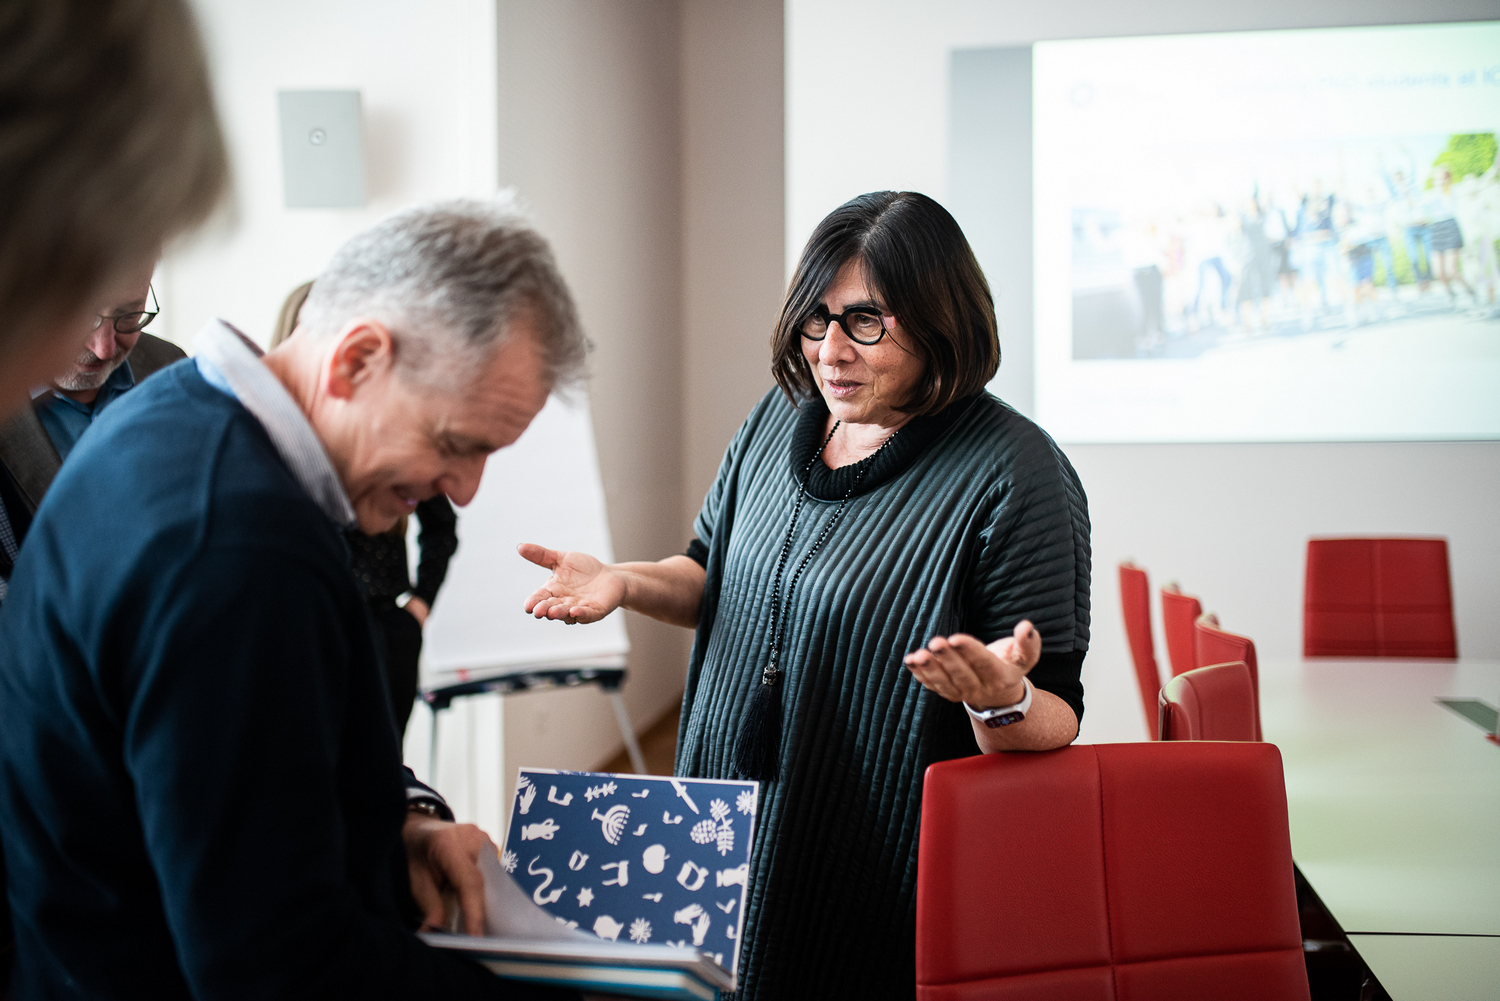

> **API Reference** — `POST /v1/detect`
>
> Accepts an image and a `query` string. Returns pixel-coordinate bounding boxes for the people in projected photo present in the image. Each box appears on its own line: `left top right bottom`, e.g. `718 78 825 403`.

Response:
1232 195 1276 335
1069 132 1500 360
1454 164 1500 309
1343 183 1401 323
1189 202 1233 331
1294 182 1345 326
1424 165 1477 304
521 191 1090 1001
1382 149 1434 290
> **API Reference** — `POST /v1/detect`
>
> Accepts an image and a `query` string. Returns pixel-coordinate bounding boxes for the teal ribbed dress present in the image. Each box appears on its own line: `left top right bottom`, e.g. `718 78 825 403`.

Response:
675 389 1091 1000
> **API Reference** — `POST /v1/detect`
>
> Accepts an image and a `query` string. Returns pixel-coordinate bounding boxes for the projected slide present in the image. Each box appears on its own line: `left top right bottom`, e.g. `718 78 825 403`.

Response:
1032 23 1500 441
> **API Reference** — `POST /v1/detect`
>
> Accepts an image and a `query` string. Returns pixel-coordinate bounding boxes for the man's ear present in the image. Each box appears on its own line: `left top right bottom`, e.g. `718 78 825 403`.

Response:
326 320 394 401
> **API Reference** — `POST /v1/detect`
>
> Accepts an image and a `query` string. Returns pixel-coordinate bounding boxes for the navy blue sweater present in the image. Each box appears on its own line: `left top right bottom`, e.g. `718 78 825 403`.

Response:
0 363 563 1000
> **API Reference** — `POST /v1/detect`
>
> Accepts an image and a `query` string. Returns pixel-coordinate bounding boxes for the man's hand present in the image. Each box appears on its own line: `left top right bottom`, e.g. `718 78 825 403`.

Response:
519 544 627 624
404 596 430 627
903 620 1042 707
403 812 493 936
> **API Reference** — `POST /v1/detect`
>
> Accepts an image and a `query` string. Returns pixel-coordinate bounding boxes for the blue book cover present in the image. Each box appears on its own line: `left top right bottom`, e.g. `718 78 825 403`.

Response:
501 769 758 984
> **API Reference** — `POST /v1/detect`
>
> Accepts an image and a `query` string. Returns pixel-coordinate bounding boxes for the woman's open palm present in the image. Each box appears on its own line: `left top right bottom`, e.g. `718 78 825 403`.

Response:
518 543 626 624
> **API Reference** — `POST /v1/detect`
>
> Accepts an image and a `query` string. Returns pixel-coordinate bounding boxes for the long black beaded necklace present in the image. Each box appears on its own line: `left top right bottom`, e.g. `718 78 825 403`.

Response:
731 418 900 781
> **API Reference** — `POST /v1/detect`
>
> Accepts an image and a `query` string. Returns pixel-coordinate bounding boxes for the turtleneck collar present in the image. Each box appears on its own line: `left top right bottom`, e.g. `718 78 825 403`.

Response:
787 393 980 501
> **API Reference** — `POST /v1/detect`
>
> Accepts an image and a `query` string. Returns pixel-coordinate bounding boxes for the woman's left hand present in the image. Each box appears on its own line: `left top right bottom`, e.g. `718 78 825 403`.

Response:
904 620 1042 707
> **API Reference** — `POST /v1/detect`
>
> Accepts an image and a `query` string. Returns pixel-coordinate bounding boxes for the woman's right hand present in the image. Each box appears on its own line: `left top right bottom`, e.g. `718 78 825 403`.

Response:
518 543 627 624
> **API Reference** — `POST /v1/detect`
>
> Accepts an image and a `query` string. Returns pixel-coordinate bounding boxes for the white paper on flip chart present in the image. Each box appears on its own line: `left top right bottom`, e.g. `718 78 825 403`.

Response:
418 393 630 687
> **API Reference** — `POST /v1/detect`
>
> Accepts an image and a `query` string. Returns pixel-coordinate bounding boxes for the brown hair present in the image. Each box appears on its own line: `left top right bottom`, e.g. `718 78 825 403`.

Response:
0 0 229 374
270 281 315 349
770 191 999 415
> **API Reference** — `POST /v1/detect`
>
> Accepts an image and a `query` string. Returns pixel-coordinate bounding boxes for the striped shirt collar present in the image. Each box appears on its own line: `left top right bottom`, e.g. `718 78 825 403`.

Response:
193 319 357 528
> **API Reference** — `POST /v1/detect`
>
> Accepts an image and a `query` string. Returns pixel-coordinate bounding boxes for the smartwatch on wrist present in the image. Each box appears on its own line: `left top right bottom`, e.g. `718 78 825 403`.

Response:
964 677 1033 728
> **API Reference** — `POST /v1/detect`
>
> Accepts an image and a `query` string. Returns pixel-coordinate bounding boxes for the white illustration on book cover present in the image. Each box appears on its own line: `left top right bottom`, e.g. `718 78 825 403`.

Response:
502 768 759 981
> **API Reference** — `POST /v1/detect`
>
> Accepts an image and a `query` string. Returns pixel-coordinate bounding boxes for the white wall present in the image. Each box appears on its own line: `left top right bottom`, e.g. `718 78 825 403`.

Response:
161 0 728 836
487 0 787 813
491 0 688 810
164 0 527 833
160 0 499 346
681 1 786 516
788 0 1500 743
1073 441 1500 743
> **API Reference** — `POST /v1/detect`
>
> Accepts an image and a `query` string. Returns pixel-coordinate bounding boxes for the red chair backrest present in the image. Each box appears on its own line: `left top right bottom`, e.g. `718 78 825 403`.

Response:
1159 662 1257 742
1304 537 1456 658
1119 562 1163 739
917 743 1308 1001
1160 584 1202 678
1194 615 1261 741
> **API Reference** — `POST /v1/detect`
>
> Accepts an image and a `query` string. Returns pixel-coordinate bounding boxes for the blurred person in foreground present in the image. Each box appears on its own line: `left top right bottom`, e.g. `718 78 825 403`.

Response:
0 0 228 982
0 0 227 412
521 191 1091 1000
0 202 587 1000
0 263 185 603
271 281 459 739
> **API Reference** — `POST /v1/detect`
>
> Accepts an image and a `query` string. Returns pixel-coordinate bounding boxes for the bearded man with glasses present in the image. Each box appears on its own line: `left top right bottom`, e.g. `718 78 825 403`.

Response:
0 263 184 603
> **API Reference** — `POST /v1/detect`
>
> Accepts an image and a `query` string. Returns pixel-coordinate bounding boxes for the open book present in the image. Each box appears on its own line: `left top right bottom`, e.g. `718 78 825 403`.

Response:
424 770 759 1000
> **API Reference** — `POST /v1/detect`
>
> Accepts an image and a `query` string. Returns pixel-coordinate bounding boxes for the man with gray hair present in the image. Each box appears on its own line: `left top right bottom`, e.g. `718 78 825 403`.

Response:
0 201 588 999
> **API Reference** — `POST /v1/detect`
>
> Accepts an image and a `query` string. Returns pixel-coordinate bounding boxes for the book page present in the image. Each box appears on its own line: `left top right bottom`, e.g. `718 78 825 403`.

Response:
480 848 594 941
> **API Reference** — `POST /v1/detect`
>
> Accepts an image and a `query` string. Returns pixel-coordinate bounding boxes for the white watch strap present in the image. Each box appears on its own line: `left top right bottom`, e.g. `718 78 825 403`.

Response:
964 677 1033 722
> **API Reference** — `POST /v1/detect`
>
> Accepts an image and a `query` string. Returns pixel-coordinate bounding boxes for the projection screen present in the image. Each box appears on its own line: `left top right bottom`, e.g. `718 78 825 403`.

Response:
1028 22 1500 442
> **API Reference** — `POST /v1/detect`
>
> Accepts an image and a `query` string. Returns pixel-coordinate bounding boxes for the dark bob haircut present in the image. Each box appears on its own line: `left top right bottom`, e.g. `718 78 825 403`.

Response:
770 191 999 416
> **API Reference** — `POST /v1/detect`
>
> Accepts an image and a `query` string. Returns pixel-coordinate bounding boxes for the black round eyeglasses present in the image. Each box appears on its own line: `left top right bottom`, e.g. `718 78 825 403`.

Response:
799 305 893 346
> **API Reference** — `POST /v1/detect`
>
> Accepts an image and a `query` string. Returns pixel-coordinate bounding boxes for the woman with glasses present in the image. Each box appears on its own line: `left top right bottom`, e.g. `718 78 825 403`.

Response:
522 191 1089 1000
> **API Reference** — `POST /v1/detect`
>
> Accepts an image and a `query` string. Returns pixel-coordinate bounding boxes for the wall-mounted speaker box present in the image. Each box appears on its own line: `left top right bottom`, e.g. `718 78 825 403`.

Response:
278 90 365 209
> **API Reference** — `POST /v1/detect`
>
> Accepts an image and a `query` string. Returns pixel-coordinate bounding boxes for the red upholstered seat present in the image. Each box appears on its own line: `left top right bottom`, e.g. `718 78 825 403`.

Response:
1158 662 1257 742
1159 584 1202 678
1193 615 1261 740
1304 537 1457 658
916 743 1309 1001
1119 563 1162 739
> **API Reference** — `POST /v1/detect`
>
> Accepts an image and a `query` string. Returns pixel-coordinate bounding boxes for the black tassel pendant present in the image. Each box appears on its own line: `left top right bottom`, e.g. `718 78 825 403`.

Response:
733 666 783 781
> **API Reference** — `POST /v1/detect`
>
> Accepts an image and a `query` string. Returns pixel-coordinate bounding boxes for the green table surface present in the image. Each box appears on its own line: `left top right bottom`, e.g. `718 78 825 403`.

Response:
1347 934 1500 1000
1259 658 1500 937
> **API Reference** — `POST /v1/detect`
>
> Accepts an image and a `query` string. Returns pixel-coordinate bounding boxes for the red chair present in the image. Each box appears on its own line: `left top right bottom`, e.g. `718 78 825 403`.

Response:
1194 614 1261 741
1304 537 1457 658
917 742 1309 1001
1159 662 1257 742
1119 562 1163 739
1160 583 1202 678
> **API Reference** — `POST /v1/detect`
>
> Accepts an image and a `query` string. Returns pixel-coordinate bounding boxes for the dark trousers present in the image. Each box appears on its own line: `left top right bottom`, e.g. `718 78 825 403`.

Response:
368 600 423 738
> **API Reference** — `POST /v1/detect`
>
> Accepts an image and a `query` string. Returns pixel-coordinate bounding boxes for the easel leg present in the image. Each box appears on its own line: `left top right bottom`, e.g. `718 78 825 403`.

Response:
609 691 648 774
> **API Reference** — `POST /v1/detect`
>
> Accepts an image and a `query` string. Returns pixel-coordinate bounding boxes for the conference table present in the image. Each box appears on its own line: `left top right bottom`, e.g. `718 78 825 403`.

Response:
1259 657 1500 1000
